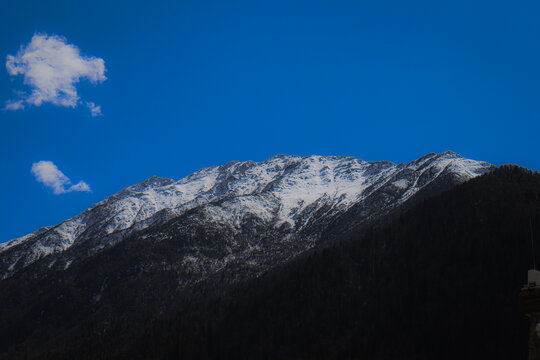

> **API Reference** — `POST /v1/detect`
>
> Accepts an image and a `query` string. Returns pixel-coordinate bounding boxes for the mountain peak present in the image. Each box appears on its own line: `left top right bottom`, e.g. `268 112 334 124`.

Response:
127 176 175 192
436 150 463 158
141 175 174 185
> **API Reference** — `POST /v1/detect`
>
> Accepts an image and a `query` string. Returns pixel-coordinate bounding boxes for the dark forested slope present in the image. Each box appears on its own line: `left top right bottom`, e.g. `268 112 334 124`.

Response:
1 165 539 359
136 165 540 360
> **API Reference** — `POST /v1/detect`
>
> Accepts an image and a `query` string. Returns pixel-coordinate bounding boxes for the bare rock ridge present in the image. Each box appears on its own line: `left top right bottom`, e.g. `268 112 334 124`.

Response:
0 151 493 280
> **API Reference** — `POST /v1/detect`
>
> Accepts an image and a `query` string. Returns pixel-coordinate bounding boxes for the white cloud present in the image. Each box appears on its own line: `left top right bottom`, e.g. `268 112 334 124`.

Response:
31 161 91 195
86 101 102 117
5 33 106 115
68 181 91 192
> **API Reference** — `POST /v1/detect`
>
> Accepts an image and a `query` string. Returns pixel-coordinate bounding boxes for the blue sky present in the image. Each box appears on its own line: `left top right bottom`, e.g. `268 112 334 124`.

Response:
1 0 539 242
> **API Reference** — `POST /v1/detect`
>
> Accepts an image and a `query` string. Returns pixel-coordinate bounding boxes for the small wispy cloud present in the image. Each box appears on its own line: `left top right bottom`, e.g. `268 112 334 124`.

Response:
4 99 25 110
31 161 91 195
5 33 106 115
86 101 102 117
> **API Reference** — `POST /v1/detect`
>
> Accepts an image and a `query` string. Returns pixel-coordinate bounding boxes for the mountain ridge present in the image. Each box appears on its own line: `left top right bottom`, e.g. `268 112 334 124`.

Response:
0 151 493 280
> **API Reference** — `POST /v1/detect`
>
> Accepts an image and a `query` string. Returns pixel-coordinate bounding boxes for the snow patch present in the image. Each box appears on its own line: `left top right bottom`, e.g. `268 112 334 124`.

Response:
393 179 409 189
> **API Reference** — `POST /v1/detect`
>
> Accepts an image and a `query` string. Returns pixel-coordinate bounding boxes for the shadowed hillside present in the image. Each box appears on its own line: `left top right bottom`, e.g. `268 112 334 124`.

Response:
1 165 539 359
133 165 540 360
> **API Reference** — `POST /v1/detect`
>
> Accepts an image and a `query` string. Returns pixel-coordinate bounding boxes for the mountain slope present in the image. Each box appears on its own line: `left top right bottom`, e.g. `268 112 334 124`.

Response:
108 166 540 360
0 151 495 359
0 151 492 280
0 165 536 360
171 165 538 360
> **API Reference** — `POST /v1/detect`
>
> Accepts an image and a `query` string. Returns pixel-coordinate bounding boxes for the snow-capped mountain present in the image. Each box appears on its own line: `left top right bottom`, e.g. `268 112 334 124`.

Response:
0 151 493 279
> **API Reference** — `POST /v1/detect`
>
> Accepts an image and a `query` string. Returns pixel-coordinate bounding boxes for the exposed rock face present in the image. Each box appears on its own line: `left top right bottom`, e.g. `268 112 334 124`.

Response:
0 151 493 282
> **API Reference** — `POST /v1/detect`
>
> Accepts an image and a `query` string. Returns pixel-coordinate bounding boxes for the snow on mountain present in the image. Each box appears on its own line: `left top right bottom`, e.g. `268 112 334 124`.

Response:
0 151 493 278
